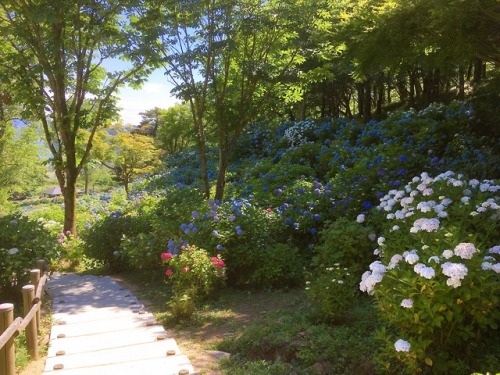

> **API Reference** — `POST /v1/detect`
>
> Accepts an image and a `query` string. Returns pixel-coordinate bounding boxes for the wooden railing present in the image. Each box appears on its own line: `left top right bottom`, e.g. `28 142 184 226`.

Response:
0 260 48 375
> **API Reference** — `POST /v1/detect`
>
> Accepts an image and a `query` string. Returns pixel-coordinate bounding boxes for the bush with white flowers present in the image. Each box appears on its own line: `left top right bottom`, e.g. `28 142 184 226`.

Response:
360 171 499 374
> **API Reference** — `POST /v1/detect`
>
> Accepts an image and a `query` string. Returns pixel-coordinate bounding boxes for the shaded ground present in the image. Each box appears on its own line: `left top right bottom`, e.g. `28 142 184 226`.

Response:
19 272 305 375
113 274 306 375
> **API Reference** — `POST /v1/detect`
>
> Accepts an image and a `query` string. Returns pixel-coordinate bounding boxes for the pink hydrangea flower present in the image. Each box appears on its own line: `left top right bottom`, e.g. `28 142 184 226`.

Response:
161 252 173 261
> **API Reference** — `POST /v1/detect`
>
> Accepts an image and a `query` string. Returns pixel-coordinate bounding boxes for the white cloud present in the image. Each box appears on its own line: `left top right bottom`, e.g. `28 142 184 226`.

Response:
117 82 179 125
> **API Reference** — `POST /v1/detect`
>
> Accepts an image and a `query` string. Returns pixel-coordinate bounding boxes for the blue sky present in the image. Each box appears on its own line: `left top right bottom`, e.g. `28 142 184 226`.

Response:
117 69 179 125
102 59 180 125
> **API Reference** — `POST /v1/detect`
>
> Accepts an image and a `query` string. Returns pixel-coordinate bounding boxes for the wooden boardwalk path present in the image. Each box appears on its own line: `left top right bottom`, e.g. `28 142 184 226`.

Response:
42 273 195 375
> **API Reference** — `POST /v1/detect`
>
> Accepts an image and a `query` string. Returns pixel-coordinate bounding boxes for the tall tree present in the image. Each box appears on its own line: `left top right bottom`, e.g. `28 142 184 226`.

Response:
94 129 160 197
155 103 195 155
0 0 151 233
148 0 307 200
0 122 46 211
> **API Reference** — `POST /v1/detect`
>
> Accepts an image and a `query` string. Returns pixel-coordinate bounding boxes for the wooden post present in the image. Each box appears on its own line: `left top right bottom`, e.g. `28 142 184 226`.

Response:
22 285 39 360
30 269 41 333
0 303 15 375
36 259 45 276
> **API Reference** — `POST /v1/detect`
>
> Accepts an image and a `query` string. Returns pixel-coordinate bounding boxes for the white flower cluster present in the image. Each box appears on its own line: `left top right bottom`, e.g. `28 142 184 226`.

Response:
282 120 316 148
360 261 386 294
404 250 419 264
8 247 19 255
414 263 436 279
453 242 477 260
394 339 411 352
441 262 468 288
400 298 414 308
377 171 499 221
359 171 499 295
356 214 365 223
410 218 440 233
481 247 500 273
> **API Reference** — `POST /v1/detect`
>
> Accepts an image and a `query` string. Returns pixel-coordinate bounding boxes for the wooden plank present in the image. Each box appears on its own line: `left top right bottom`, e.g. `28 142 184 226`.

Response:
0 317 22 350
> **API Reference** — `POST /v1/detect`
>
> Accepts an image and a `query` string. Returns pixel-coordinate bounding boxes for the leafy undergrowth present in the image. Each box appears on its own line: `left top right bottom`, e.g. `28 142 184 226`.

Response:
16 293 53 374
117 270 380 374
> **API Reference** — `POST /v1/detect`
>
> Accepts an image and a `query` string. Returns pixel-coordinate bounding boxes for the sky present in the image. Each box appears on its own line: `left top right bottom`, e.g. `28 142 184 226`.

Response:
116 69 180 126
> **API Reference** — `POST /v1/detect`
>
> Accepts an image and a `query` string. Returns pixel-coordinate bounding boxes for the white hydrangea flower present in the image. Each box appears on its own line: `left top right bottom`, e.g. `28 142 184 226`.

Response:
428 256 440 264
391 225 400 232
481 262 492 271
410 218 440 232
356 214 365 223
414 263 426 274
469 179 480 188
488 185 500 193
405 251 419 265
461 196 470 204
442 249 454 259
442 262 468 288
422 188 434 196
480 183 490 192
388 254 403 270
377 236 385 246
420 266 436 279
488 245 500 255
400 197 414 207
369 261 387 273
359 270 384 294
8 247 19 255
492 263 500 273
394 339 411 352
453 243 477 260
395 210 405 219
400 299 414 308
446 278 462 288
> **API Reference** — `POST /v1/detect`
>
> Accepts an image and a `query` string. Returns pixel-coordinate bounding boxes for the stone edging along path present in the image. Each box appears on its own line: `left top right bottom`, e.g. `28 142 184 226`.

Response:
42 273 196 375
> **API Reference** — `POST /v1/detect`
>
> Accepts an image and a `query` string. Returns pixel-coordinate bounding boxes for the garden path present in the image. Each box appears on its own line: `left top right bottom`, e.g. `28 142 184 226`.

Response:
42 273 196 375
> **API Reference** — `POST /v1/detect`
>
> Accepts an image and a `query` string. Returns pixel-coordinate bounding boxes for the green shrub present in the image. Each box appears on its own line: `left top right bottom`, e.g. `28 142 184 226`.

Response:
248 243 304 289
162 245 226 301
306 263 358 323
315 217 376 276
359 171 500 374
0 214 59 298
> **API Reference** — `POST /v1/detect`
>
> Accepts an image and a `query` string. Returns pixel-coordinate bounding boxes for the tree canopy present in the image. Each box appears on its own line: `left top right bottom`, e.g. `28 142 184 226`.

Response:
0 0 153 232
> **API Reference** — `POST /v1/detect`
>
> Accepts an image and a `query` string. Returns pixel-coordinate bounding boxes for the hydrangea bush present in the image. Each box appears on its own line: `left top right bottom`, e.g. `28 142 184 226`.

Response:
0 214 59 297
359 171 499 374
161 245 226 320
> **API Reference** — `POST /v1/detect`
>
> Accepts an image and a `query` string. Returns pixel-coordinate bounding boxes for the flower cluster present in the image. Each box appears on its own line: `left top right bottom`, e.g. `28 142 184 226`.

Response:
161 245 226 301
358 171 499 372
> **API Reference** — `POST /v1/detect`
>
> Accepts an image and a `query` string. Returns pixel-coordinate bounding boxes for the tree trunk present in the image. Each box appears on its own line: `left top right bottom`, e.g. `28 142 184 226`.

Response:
214 144 229 201
62 170 78 235
376 83 384 116
198 137 210 199
84 166 89 195
357 83 364 117
409 71 416 107
363 80 372 122
458 65 465 100
473 59 483 84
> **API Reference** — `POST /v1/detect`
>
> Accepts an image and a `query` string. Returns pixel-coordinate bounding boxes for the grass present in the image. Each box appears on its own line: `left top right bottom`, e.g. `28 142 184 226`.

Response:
11 291 53 372
117 269 381 375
